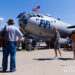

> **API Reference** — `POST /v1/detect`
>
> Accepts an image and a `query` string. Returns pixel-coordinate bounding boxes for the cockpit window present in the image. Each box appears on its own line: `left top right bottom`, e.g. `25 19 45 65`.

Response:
40 15 43 18
25 14 44 18
37 14 43 18
19 14 30 22
37 14 40 17
32 15 37 17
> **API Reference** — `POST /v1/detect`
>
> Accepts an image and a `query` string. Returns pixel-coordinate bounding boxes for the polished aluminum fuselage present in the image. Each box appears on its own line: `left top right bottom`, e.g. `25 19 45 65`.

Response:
18 14 75 39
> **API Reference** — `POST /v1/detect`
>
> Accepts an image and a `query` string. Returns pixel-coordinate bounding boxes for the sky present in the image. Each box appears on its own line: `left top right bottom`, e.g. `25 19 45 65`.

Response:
0 0 75 29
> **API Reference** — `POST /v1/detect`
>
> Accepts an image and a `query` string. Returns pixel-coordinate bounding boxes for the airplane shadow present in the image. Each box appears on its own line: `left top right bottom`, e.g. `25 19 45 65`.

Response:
34 58 53 61
58 58 74 61
34 57 74 61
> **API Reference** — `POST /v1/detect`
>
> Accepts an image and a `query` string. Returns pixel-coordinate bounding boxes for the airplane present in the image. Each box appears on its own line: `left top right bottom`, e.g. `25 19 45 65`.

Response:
17 12 75 45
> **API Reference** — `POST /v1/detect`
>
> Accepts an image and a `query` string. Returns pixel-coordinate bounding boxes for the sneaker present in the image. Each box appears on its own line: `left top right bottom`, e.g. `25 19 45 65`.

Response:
59 56 63 59
53 56 58 60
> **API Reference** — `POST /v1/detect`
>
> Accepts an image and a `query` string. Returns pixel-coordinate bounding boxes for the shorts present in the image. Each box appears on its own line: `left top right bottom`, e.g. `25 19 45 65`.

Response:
54 43 60 50
72 42 75 51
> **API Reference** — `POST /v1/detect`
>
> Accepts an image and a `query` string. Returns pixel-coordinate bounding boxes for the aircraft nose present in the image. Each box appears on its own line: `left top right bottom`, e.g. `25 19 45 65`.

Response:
18 17 28 29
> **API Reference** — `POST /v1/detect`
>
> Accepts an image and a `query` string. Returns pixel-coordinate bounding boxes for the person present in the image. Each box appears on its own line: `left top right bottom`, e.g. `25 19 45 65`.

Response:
32 40 36 50
64 42 67 50
27 39 32 51
66 35 70 50
22 38 25 51
53 27 62 59
0 19 23 72
70 31 75 59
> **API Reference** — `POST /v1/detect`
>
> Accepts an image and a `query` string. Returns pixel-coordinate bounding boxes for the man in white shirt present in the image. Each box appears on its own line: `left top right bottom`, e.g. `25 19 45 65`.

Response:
0 19 23 72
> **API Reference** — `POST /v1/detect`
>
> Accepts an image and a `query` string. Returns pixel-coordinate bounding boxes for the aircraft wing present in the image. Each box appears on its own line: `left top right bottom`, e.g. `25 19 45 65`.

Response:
67 25 75 28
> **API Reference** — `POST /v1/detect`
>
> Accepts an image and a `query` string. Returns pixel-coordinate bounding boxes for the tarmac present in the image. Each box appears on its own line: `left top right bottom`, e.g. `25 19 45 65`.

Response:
0 48 75 75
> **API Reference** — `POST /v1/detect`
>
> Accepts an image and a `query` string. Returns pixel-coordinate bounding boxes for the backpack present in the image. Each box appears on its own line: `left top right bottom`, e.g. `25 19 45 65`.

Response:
0 26 8 47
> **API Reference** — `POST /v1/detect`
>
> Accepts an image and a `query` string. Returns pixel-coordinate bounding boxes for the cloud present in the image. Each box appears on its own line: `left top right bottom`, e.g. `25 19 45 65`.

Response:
0 17 4 23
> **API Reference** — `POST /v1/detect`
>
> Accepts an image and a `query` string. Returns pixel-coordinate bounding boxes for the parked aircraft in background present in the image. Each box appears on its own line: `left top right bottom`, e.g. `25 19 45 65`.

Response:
17 12 75 44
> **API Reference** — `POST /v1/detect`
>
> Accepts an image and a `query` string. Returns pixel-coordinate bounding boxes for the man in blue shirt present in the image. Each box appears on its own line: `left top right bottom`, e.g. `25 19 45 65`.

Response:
0 19 23 72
